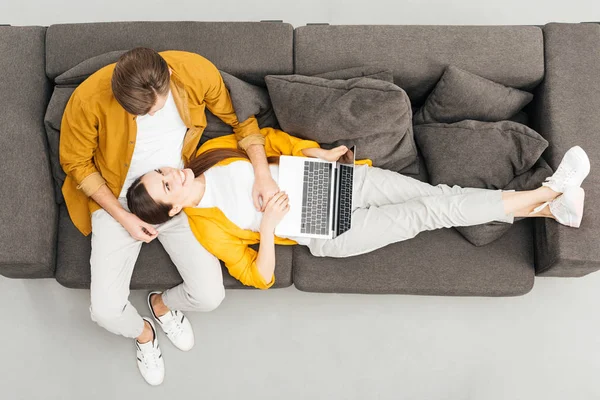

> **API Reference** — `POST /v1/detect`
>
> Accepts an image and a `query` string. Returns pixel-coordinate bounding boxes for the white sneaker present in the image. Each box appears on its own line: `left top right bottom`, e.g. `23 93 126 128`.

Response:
543 146 590 193
136 318 165 386
549 186 585 228
148 291 195 352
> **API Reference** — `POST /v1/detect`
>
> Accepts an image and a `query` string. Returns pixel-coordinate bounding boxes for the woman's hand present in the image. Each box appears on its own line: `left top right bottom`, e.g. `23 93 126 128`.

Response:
260 191 290 233
302 145 348 162
252 174 280 212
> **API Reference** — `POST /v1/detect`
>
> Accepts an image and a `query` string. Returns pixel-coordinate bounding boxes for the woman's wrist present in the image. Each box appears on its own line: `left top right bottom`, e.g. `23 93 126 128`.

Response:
259 225 275 236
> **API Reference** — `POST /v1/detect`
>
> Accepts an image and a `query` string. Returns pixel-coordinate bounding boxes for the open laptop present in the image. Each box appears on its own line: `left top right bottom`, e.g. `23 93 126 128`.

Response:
276 146 356 239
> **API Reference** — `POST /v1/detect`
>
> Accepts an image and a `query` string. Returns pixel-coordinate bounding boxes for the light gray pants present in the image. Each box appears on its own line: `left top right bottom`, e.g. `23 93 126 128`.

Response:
90 199 225 338
308 165 514 257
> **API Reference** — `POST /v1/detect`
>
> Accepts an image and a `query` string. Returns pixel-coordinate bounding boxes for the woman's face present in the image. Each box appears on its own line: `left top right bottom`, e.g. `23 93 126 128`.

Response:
142 167 196 213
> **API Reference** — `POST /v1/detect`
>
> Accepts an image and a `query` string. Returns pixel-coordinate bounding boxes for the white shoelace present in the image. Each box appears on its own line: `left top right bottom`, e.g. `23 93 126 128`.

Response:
161 311 185 338
531 201 551 215
139 342 161 369
544 165 576 190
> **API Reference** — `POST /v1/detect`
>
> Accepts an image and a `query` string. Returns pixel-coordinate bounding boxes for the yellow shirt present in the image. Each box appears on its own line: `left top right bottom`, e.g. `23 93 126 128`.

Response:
185 128 372 289
60 50 263 235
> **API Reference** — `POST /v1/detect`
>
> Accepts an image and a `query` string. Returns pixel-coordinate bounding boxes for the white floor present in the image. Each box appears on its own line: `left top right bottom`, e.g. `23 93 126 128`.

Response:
2 273 600 400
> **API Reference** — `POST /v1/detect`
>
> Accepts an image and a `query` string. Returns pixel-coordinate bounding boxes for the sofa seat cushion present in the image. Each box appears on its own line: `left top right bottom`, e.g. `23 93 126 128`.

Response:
293 219 535 296
55 205 293 289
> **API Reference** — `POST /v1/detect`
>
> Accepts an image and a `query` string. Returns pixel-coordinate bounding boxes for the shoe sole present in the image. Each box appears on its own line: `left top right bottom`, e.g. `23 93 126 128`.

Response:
569 146 591 186
563 187 585 228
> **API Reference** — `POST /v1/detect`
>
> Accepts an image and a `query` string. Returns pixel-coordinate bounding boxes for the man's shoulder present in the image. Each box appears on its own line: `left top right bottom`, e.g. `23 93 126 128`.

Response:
160 50 217 82
72 64 115 106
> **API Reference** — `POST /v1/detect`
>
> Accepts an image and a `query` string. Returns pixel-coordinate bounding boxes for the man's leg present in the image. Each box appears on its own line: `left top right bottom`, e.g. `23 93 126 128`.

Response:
141 212 224 352
353 165 486 208
157 212 225 313
308 189 513 258
90 208 145 338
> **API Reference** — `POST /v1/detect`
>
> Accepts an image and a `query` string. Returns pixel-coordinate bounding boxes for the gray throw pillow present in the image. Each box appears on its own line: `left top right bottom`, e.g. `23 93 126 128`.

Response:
312 66 418 175
204 71 279 136
55 50 126 85
44 86 76 203
414 120 550 246
314 65 394 83
265 74 417 173
413 66 534 125
415 120 548 189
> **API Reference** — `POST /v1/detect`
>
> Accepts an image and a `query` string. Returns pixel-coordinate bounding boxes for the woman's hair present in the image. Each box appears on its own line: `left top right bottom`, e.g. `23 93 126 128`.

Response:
111 47 170 116
127 148 251 224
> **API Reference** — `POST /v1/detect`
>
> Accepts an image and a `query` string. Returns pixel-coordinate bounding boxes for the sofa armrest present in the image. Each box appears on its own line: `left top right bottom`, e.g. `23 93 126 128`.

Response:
0 26 57 278
532 23 600 277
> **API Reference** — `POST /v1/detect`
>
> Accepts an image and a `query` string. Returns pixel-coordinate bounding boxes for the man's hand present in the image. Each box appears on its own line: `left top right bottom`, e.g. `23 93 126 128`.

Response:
118 212 158 243
252 174 280 212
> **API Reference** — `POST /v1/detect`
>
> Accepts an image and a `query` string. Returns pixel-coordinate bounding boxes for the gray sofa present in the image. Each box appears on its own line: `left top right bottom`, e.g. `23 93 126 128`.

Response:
1 21 598 296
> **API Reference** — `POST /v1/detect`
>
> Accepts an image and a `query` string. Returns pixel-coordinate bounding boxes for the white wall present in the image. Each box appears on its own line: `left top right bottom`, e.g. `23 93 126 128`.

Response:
2 0 600 27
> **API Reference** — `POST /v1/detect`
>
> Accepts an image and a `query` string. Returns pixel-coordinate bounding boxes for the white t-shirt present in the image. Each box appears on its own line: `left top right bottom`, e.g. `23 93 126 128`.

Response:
119 90 187 198
198 161 311 245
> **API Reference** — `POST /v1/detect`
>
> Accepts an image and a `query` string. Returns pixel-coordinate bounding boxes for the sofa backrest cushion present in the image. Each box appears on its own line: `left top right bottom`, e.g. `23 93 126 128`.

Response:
46 22 294 86
294 25 544 106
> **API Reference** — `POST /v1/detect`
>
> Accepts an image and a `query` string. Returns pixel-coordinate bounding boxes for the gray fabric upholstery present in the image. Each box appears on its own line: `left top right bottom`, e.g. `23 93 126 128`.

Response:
266 74 417 172
44 86 75 204
293 219 535 296
532 23 600 277
294 25 544 106
55 205 293 289
0 26 57 279
414 120 548 189
46 22 294 86
413 66 533 125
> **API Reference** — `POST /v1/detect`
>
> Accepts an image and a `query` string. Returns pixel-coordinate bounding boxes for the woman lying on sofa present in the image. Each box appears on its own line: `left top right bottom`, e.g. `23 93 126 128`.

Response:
126 128 590 289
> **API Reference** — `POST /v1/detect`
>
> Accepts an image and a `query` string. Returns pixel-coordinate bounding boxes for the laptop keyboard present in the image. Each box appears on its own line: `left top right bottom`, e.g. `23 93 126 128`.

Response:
337 164 353 235
301 161 332 235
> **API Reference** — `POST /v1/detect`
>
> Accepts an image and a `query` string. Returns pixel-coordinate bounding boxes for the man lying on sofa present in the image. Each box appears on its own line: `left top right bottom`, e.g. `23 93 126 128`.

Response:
59 47 278 386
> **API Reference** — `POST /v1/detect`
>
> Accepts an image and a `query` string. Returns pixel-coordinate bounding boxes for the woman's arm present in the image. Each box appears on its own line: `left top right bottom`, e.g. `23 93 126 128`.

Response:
302 145 349 161
256 228 276 283
256 191 290 282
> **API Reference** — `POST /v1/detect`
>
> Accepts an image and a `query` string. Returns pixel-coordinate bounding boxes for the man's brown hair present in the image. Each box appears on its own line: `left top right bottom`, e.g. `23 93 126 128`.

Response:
111 47 170 116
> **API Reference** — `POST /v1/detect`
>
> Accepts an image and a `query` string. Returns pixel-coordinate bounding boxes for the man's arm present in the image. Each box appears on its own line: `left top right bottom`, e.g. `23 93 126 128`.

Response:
201 64 278 210
246 144 280 211
60 93 157 242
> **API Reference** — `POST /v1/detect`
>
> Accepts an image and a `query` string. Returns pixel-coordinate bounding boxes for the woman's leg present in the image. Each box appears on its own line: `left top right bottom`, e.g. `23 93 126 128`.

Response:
308 186 560 258
353 165 486 209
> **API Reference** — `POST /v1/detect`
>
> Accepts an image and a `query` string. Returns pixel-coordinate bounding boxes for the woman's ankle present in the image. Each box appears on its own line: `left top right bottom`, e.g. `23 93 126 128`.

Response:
537 185 560 202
